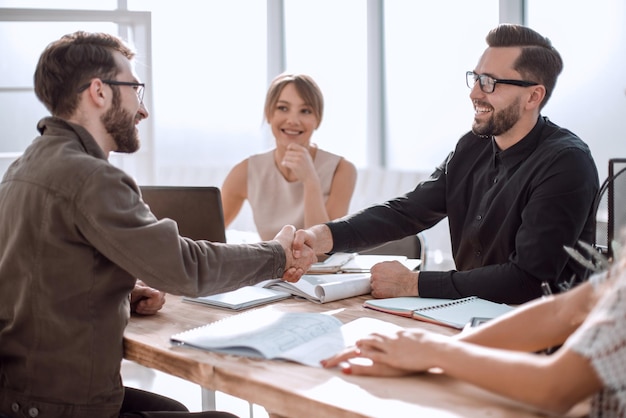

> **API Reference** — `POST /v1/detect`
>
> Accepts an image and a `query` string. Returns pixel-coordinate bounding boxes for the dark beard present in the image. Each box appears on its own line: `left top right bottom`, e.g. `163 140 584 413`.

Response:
471 98 521 137
101 90 140 154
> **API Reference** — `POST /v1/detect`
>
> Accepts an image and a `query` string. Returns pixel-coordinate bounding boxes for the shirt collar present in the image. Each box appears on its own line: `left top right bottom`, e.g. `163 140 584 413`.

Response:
37 116 108 161
490 116 546 169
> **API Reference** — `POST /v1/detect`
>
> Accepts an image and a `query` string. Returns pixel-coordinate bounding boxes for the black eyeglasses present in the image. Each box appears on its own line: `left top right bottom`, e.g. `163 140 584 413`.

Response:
78 79 145 103
466 71 538 94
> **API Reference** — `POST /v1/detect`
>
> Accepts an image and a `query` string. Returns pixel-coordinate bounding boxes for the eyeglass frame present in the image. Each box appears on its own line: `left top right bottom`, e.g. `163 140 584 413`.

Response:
77 79 145 103
466 71 539 94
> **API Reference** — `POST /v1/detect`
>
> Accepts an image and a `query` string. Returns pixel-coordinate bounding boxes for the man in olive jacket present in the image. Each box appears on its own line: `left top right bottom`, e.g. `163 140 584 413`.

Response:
0 31 315 418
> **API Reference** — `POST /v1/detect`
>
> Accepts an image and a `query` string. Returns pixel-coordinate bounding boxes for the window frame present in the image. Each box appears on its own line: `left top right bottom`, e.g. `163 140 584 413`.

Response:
0 0 525 178
0 6 154 182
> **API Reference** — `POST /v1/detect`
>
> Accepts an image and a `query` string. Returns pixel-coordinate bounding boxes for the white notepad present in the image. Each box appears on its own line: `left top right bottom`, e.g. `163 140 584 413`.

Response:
183 286 290 311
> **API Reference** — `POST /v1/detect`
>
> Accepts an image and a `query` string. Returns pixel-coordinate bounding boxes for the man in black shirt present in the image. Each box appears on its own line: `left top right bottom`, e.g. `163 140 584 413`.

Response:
294 24 599 304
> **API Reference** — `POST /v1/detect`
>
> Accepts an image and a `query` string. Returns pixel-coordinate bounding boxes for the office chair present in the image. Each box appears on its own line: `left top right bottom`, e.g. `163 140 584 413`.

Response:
359 233 427 269
139 186 227 243
593 158 626 260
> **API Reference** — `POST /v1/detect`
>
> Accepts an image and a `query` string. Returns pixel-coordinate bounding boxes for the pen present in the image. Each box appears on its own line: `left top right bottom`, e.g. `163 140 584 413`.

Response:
540 281 558 354
541 281 553 298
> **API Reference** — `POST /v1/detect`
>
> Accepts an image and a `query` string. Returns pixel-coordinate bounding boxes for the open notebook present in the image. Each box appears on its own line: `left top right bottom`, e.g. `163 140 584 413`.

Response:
184 273 372 309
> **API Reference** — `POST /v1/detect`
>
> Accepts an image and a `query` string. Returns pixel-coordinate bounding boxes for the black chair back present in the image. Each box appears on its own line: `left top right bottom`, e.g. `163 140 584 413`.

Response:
358 234 426 267
139 186 227 243
593 158 626 259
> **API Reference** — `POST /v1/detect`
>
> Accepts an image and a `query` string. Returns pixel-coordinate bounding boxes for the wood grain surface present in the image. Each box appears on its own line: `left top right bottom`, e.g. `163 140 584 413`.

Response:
124 295 589 418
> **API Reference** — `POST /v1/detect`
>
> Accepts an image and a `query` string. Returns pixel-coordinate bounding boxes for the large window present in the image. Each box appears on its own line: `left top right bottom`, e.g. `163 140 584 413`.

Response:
1 0 624 183
527 0 626 181
284 0 368 167
0 0 505 182
128 0 268 181
384 0 498 172
0 5 153 180
0 19 121 173
0 21 53 173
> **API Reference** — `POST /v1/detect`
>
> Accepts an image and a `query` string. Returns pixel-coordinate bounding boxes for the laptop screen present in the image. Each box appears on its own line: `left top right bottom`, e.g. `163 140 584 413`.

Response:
139 186 227 243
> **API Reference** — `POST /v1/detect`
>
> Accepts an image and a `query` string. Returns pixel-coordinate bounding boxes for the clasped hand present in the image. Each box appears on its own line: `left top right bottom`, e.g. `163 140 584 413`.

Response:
274 225 317 282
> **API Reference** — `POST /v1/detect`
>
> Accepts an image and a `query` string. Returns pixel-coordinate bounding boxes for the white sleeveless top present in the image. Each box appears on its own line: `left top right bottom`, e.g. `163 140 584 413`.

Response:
247 148 341 240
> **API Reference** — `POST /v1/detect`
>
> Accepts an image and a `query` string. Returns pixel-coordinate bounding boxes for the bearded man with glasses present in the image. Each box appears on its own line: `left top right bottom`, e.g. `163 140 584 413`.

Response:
0 31 316 418
294 24 599 305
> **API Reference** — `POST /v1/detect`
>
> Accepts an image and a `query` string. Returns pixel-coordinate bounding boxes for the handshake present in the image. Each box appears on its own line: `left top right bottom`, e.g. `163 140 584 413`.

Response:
273 224 334 282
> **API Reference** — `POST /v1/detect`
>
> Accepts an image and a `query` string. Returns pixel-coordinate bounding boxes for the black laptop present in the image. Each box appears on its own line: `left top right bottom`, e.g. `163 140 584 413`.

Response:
139 186 227 243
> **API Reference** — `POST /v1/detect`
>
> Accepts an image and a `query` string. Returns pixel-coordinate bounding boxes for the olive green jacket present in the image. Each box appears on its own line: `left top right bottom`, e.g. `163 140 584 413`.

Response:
0 117 286 418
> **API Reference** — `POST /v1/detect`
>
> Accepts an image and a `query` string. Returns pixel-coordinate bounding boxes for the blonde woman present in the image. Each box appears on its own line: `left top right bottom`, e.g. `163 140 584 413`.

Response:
221 73 356 240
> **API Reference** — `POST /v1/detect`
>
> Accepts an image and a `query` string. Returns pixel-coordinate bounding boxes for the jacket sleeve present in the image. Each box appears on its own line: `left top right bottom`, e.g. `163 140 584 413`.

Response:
73 164 286 297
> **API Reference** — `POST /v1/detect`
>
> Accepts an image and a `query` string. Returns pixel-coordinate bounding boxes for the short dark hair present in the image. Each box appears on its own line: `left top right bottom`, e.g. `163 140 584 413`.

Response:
486 24 563 109
33 31 135 118
264 73 324 128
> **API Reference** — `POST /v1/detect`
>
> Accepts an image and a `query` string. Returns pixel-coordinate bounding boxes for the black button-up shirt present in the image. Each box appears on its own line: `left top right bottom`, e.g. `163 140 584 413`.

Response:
328 117 599 304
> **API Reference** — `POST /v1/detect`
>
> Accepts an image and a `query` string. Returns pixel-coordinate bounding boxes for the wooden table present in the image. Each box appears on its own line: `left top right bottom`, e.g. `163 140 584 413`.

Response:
124 295 589 418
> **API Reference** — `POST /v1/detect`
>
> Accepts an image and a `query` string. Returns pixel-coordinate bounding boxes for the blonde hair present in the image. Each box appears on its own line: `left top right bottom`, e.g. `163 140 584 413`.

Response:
263 73 324 128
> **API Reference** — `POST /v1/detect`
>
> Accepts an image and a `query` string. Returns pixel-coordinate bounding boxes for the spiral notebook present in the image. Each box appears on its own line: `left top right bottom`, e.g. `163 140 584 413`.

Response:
364 296 514 329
